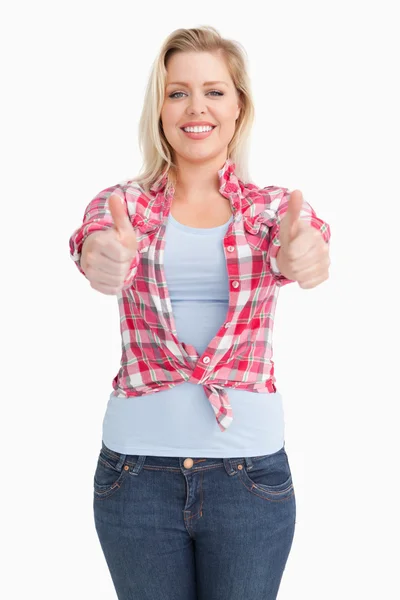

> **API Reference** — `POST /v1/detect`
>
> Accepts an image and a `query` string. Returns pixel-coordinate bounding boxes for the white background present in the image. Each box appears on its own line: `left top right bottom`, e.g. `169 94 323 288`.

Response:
2 1 399 598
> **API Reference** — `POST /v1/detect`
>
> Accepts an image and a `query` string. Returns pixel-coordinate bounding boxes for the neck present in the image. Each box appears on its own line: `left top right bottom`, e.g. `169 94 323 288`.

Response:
172 154 228 203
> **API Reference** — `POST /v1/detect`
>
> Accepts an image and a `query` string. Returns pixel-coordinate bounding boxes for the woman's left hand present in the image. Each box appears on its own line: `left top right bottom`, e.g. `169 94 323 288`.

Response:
277 190 330 289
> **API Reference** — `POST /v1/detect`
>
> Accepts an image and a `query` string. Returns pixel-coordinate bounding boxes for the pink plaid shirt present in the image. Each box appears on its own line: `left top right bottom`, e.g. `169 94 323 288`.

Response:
69 158 331 432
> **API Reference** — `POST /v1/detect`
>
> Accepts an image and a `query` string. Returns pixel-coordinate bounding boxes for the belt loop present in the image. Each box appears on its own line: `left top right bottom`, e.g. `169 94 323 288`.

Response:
115 453 127 471
101 441 127 472
223 458 237 476
244 457 254 470
131 455 146 476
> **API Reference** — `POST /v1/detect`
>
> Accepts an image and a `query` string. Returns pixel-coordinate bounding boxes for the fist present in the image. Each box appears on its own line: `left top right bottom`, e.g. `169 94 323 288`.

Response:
81 193 138 295
278 190 330 289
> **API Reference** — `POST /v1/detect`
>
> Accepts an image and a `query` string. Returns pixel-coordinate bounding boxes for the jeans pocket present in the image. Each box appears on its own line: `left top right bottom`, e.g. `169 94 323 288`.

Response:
238 447 294 502
93 446 129 500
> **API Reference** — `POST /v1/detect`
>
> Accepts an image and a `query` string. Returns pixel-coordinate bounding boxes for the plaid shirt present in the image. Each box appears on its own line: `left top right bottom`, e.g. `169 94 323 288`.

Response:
69 158 331 432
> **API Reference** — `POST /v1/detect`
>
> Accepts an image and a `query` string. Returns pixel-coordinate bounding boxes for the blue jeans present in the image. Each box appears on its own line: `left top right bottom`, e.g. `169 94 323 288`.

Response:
93 441 296 599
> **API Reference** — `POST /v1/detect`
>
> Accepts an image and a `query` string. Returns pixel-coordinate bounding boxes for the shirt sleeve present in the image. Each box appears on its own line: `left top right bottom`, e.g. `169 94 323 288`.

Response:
68 184 140 289
266 187 331 287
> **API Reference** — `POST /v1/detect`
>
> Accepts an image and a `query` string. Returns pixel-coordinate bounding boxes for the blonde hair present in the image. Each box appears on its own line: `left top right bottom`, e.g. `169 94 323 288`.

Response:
129 25 255 195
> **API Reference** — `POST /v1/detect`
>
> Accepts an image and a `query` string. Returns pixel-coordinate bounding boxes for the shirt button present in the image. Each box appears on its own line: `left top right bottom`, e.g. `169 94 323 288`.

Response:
225 322 231 328
183 458 194 469
232 281 239 288
227 245 235 252
203 356 211 364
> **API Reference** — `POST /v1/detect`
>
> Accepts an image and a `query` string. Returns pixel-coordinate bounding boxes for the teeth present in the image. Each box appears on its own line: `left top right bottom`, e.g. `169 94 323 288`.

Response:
183 126 214 133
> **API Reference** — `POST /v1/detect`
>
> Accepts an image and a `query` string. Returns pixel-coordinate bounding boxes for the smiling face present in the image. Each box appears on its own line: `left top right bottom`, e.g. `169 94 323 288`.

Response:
160 51 241 167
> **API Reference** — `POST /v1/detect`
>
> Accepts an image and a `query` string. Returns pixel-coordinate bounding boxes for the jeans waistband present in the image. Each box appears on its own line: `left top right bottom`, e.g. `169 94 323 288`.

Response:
100 440 286 476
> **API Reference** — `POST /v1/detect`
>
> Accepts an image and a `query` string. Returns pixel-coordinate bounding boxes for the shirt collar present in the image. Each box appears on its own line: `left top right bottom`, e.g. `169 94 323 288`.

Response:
148 157 238 196
149 157 242 215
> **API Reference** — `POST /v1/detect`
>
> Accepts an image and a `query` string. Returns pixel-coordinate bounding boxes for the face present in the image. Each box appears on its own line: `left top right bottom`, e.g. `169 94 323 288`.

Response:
160 51 241 167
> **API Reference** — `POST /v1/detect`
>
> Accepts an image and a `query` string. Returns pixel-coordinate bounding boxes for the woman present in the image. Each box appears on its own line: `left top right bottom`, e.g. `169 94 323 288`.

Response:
69 25 331 600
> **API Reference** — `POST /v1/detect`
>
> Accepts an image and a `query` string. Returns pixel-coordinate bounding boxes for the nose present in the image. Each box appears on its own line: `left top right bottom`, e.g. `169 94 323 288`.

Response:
186 91 207 115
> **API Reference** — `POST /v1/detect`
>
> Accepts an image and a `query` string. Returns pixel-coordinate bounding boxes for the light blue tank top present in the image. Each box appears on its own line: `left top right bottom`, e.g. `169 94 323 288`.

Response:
102 212 285 458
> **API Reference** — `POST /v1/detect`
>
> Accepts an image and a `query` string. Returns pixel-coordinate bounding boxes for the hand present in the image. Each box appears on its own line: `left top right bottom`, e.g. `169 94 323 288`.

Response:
278 190 330 289
81 193 138 295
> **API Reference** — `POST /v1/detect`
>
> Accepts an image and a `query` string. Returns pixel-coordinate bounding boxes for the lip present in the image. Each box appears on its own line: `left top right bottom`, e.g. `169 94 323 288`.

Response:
180 122 217 129
180 127 216 140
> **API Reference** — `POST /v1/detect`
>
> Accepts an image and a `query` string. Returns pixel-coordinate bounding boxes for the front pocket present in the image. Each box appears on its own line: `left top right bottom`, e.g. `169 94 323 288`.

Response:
93 449 129 500
238 448 294 501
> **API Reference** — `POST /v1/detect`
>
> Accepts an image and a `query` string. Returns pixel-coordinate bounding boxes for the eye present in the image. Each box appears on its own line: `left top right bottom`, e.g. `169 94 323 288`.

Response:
168 90 224 99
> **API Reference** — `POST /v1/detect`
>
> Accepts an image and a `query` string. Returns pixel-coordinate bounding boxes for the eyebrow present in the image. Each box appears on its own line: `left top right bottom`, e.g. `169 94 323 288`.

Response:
166 80 229 88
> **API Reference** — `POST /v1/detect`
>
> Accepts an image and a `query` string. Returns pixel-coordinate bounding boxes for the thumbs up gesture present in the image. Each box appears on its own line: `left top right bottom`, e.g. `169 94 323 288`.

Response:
108 193 138 253
81 193 138 295
277 190 330 289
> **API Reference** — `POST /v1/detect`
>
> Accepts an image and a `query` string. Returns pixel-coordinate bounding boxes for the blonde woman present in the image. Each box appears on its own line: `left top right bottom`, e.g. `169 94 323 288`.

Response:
69 26 331 600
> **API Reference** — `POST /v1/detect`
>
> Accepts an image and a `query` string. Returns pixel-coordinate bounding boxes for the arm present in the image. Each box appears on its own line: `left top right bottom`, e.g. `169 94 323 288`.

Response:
266 187 331 286
69 185 140 288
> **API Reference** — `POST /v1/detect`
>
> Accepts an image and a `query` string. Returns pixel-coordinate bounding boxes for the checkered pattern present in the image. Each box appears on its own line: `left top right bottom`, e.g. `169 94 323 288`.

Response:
69 158 331 431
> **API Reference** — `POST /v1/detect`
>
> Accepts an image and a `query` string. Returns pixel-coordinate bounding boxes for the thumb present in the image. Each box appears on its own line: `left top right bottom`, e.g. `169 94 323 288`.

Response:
108 193 136 248
280 189 303 248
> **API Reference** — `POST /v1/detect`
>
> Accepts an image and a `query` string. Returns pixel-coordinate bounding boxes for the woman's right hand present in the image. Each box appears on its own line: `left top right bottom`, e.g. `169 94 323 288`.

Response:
81 194 138 295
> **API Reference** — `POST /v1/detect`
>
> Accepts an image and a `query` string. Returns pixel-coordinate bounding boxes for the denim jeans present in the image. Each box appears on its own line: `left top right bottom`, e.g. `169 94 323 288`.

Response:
93 441 296 599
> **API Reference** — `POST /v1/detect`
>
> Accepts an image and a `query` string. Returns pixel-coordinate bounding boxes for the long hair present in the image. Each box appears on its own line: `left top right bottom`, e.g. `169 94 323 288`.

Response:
129 26 255 195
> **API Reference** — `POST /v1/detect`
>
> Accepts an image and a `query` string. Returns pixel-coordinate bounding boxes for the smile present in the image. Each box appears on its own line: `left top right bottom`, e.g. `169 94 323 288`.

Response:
180 126 217 139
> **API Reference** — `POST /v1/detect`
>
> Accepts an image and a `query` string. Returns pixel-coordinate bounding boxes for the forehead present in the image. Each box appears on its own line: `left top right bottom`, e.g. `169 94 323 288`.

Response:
165 51 232 85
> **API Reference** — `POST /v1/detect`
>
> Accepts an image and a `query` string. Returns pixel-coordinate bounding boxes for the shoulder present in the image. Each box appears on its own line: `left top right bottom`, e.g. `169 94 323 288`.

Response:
116 179 153 218
118 179 146 200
